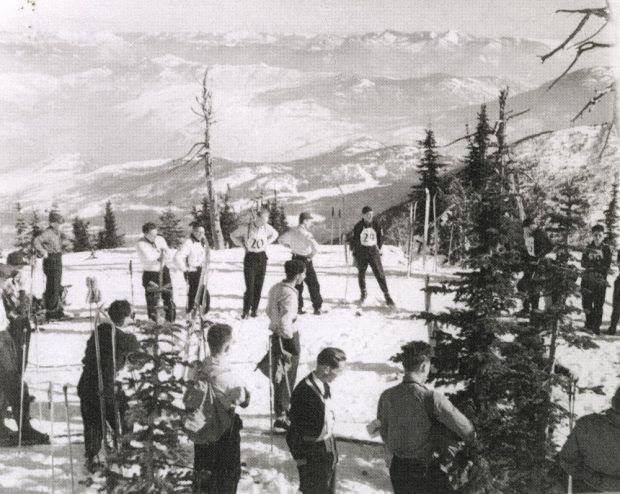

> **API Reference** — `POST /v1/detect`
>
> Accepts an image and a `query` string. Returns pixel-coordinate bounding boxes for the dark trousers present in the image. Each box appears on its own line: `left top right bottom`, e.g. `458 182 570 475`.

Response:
243 252 267 314
193 415 242 494
43 253 63 317
610 276 620 332
581 279 606 332
187 269 210 314
0 374 31 430
142 266 176 322
297 437 338 494
270 333 300 417
8 317 31 371
356 249 389 295
292 255 323 311
518 268 540 311
78 385 128 459
389 457 452 494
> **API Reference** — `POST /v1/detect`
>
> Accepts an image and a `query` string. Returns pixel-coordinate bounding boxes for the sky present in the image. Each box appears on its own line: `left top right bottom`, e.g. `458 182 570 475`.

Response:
0 0 617 39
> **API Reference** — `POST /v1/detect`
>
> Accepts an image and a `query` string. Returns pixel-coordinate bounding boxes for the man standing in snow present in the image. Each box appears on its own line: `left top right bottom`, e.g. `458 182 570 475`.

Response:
230 206 279 319
33 211 67 321
286 347 347 494
376 341 475 494
278 212 324 315
77 300 139 471
263 259 305 430
184 323 251 493
174 222 210 316
581 224 611 335
350 206 395 306
558 385 620 493
0 264 49 447
608 250 620 335
517 216 554 315
137 222 176 322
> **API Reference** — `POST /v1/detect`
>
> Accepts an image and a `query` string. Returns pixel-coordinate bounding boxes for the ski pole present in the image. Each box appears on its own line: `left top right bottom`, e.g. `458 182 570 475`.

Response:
129 260 134 307
111 324 121 451
331 207 335 246
93 308 110 458
433 193 438 273
48 381 55 494
268 337 274 451
29 257 43 422
18 340 27 452
423 188 430 271
344 249 351 302
62 384 76 494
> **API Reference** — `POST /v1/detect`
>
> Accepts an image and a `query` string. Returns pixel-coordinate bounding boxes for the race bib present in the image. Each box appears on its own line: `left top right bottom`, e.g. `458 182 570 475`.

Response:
360 227 378 247
247 227 268 252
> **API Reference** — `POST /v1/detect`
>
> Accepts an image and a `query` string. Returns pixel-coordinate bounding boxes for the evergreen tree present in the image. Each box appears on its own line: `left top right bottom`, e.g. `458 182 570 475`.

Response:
410 128 446 204
158 201 185 249
267 192 288 235
97 201 124 249
100 319 192 492
72 216 92 252
604 175 619 252
29 210 42 243
191 197 214 247
14 202 30 255
464 105 493 191
219 189 238 248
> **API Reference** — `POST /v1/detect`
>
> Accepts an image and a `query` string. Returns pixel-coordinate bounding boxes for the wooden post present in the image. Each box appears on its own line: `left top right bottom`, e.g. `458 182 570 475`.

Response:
423 189 430 271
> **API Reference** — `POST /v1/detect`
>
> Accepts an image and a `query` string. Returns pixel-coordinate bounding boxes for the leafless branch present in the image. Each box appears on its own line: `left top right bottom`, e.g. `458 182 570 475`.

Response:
547 41 613 90
572 82 615 121
598 117 616 161
440 133 475 148
569 19 609 48
540 13 592 63
508 131 554 148
506 108 530 122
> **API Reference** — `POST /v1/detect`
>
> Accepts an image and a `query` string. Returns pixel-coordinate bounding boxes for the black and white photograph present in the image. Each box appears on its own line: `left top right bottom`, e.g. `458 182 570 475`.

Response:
0 1 619 492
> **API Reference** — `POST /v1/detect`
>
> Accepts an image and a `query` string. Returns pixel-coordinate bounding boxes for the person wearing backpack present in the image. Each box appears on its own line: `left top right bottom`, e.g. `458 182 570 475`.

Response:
375 341 474 494
184 323 251 493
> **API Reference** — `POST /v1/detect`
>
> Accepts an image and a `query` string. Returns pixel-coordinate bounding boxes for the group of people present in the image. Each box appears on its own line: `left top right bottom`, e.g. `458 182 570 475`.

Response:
517 219 619 335
135 204 396 325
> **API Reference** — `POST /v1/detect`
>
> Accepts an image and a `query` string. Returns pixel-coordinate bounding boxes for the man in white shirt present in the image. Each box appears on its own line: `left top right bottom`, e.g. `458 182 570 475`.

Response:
136 222 176 322
230 206 279 319
174 222 209 316
279 212 324 315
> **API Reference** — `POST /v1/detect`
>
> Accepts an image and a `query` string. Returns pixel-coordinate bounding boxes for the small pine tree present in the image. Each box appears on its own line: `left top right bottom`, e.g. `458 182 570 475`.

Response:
100 320 192 492
219 189 238 248
191 197 214 247
268 192 289 235
14 203 30 255
410 128 446 203
159 201 185 249
97 201 124 249
29 210 42 244
464 105 493 191
72 216 91 252
604 175 619 252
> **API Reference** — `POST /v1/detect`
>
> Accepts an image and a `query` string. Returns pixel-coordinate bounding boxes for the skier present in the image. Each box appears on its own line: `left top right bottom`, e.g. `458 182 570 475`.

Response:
375 341 475 494
184 323 251 493
1 264 31 369
230 206 279 319
77 299 139 472
0 264 49 446
136 222 176 322
174 222 210 316
262 259 305 430
581 224 611 335
516 216 554 315
349 206 395 306
286 347 347 494
33 211 68 321
608 250 620 335
278 212 324 315
558 385 620 492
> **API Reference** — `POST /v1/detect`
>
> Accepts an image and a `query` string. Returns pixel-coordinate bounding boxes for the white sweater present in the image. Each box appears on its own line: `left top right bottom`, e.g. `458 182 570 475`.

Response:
136 235 170 272
174 236 208 272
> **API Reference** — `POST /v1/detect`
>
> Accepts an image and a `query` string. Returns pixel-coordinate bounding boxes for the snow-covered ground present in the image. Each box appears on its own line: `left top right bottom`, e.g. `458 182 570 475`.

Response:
1 245 619 493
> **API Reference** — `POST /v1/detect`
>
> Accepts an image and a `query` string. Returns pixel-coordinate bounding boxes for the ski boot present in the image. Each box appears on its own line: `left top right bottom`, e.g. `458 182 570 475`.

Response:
359 290 367 304
19 425 50 446
241 311 249 320
250 310 258 318
273 415 290 432
385 295 395 307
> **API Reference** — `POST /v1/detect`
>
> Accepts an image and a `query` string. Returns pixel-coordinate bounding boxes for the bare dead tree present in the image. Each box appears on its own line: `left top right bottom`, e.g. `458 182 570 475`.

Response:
175 69 225 249
540 1 616 157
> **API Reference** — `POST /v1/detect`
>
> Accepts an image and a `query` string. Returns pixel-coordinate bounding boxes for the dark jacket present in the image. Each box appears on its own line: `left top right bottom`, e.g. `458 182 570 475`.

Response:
521 228 553 263
350 220 384 257
77 323 139 399
581 242 612 283
287 373 335 458
558 408 620 492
